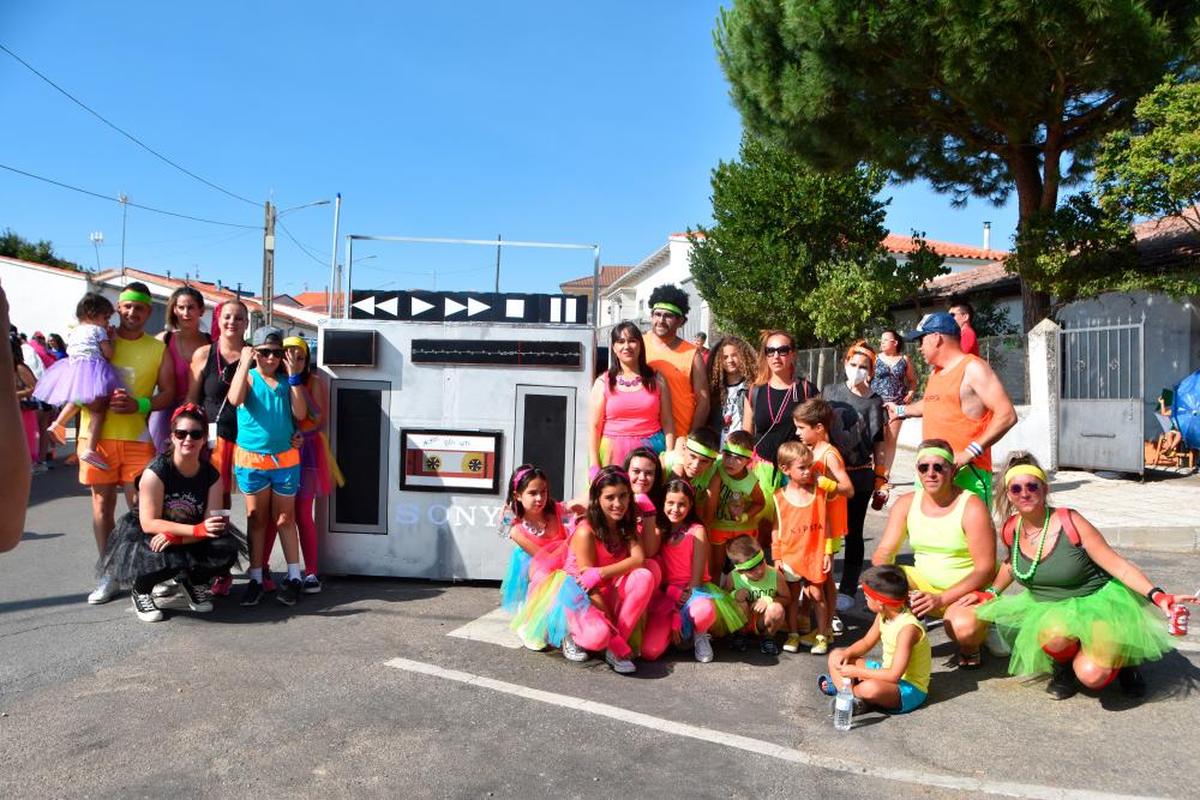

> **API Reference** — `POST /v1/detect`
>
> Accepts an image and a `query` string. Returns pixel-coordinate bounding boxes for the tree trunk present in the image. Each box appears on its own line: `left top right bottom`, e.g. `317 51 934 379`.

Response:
1010 145 1055 332
1019 278 1051 333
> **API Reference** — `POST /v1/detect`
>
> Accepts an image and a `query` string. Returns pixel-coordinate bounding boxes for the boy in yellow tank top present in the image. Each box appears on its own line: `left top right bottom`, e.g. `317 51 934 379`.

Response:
706 430 766 580
822 565 931 714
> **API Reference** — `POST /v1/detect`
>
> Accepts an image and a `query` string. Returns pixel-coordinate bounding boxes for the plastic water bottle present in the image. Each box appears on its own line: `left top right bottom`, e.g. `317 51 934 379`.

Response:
833 678 854 731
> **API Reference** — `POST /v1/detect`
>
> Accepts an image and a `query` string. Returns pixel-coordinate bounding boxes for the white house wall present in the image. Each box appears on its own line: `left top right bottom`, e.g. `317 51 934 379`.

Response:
1 260 91 335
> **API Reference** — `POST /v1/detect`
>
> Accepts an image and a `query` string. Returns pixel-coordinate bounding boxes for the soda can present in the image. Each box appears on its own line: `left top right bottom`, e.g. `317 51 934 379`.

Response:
1168 603 1190 637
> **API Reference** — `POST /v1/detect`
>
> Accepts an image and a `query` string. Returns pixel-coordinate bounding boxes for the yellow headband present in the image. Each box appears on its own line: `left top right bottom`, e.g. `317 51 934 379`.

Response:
282 336 308 354
1004 464 1047 486
916 446 954 464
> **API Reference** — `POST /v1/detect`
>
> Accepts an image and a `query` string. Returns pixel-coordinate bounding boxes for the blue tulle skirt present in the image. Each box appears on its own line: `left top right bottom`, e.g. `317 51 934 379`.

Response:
500 548 533 613
510 570 590 647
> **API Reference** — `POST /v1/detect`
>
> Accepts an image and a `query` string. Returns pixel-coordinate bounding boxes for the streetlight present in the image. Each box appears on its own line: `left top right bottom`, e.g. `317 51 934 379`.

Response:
89 231 104 272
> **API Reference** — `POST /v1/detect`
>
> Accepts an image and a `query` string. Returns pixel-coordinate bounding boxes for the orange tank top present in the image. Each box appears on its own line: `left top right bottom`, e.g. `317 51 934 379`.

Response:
773 487 827 583
644 335 697 438
922 354 993 471
813 442 848 539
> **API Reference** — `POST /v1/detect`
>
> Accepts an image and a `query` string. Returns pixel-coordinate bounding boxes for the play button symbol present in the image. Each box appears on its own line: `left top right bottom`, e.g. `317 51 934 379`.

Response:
444 297 467 316
410 296 434 316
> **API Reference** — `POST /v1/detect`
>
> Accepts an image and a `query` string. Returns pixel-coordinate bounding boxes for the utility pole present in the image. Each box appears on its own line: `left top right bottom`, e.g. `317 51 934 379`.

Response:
261 200 276 325
119 193 129 274
327 193 341 317
494 234 501 293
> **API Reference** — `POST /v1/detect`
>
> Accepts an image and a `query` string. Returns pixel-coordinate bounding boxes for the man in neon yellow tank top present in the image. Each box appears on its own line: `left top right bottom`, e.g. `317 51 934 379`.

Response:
887 311 1015 506
81 283 175 605
643 284 709 442
872 440 996 668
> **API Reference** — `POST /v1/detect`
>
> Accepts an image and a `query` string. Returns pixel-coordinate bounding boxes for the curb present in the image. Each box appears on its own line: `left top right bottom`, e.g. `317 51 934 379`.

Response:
1105 526 1199 552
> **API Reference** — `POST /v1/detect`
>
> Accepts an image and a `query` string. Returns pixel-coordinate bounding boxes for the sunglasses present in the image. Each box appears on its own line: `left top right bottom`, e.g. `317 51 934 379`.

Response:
256 348 284 358
1008 482 1043 496
172 428 204 441
916 462 948 475
650 310 679 320
764 345 794 356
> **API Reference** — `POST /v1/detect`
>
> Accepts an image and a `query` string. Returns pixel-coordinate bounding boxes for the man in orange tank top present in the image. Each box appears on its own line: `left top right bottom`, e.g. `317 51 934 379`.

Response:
643 284 709 443
886 312 1015 505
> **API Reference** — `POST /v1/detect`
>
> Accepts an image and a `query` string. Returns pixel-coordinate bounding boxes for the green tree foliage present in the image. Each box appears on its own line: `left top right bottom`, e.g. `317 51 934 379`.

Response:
715 0 1200 331
0 228 82 271
689 135 946 345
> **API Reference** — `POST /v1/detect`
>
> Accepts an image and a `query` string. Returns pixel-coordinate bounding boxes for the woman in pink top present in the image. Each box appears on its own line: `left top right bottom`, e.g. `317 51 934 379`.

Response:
589 322 673 473
150 287 210 452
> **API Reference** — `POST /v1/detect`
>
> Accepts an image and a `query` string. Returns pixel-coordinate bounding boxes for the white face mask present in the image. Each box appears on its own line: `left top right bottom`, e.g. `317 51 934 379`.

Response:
845 364 870 384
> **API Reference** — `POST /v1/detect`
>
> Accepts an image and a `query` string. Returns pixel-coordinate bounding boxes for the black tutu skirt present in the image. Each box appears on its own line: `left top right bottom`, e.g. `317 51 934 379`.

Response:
96 510 246 583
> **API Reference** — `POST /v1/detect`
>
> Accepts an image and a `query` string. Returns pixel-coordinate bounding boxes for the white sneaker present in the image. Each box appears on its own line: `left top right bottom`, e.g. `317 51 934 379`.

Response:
151 579 178 599
605 649 636 674
130 590 164 622
693 633 714 663
985 625 1012 657
831 615 845 636
88 576 120 605
561 634 589 663
31 461 49 475
836 592 855 612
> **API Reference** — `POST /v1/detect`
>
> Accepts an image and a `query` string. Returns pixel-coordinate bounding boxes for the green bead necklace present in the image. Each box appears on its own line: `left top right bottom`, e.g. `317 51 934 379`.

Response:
1011 507 1052 582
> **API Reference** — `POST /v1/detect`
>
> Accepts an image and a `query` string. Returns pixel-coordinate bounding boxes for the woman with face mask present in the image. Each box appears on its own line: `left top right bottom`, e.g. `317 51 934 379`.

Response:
821 340 887 615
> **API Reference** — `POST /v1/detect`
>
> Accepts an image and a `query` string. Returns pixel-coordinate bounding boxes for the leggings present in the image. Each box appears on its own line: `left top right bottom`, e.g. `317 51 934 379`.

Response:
839 467 876 598
567 567 656 658
21 408 38 463
260 493 318 575
642 588 717 661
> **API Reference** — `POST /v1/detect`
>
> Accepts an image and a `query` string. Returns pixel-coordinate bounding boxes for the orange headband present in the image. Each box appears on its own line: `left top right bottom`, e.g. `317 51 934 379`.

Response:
845 341 877 365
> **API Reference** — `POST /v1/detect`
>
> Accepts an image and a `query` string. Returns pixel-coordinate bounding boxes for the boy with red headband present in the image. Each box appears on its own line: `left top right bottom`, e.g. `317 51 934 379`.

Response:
821 565 931 714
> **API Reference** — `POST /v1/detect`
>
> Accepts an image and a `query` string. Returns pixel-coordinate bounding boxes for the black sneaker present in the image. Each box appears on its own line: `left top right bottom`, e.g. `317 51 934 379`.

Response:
1047 661 1079 700
277 578 302 606
179 578 213 612
239 579 264 607
302 574 322 594
131 590 164 622
731 632 749 653
1117 666 1146 698
760 637 781 656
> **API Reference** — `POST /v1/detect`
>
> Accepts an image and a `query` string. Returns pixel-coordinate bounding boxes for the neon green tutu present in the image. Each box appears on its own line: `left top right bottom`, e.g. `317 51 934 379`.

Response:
975 579 1175 676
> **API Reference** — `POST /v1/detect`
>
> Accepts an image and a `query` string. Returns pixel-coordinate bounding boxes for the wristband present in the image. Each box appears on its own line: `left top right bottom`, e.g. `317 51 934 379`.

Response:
817 476 838 494
137 396 152 415
191 523 210 538
162 532 182 545
895 404 906 419
287 374 304 386
1147 586 1166 603
967 441 984 458
579 567 603 591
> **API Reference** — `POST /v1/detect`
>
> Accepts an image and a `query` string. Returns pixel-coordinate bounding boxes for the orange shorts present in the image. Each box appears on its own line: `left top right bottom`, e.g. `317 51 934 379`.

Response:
78 439 156 486
709 528 756 545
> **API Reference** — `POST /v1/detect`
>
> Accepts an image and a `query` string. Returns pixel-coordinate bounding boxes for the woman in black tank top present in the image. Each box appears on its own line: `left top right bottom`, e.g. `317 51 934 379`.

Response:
743 330 817 467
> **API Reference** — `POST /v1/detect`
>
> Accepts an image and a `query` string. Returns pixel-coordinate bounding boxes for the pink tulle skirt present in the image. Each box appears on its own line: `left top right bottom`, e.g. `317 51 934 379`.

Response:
32 356 123 406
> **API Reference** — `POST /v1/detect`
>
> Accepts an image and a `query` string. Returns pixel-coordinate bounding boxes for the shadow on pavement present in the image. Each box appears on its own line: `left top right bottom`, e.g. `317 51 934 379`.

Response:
0 592 90 615
20 531 65 541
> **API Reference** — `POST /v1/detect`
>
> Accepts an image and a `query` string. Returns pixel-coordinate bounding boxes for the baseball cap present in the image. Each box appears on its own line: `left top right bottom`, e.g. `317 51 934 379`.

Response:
250 325 284 347
904 311 960 340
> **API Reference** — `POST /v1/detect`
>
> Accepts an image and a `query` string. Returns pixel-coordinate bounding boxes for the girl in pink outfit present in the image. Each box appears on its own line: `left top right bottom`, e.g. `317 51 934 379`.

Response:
560 466 655 674
500 464 570 619
589 322 674 472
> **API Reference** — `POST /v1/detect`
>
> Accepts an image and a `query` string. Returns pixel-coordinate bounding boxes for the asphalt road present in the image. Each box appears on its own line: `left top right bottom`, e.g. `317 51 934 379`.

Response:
3 467 1200 799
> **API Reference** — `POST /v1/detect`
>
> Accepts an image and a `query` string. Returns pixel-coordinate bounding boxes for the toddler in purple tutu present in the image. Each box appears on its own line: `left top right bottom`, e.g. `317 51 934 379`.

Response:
35 292 124 470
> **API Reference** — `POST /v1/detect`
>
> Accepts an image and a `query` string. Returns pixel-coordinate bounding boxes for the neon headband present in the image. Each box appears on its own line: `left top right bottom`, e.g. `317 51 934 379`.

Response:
282 336 308 353
1005 464 1047 486
723 443 754 459
592 465 629 486
686 439 719 460
847 345 876 363
863 584 905 607
170 402 207 426
916 447 955 464
651 301 684 317
512 466 535 492
733 551 764 571
119 289 153 305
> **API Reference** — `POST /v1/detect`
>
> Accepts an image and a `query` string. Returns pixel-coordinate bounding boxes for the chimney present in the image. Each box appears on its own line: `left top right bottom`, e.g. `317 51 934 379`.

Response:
983 221 992 251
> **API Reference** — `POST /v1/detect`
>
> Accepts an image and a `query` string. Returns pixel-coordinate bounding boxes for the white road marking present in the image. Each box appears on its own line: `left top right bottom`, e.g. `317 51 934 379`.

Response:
446 608 522 650
383 656 1159 800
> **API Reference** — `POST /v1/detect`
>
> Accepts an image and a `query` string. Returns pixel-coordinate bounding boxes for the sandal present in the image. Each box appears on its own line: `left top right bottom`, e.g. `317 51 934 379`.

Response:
957 650 982 669
817 673 837 697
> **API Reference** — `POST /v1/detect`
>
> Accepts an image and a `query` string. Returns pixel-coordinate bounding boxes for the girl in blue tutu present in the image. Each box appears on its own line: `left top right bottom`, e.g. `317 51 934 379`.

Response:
499 465 570 645
36 292 124 470
971 452 1198 699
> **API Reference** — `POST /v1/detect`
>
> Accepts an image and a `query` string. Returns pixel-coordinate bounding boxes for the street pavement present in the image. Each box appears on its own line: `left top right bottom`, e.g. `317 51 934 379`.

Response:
3 465 1200 799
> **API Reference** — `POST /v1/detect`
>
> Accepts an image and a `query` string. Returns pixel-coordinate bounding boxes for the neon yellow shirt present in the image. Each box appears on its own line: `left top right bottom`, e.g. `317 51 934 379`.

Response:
81 333 165 443
881 608 931 693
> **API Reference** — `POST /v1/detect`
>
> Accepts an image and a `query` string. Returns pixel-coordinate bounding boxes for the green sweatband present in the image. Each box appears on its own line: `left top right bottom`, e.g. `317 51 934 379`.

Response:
651 301 684 317
723 443 754 459
119 289 153 306
734 550 764 571
137 396 151 415
686 439 718 460
916 446 955 464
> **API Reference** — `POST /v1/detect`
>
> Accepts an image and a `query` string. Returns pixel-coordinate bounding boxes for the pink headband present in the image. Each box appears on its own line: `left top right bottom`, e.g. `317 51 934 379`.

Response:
512 466 535 492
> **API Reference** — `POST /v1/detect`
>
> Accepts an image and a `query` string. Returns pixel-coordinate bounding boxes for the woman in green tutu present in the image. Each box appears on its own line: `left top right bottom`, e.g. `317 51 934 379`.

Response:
972 452 1196 699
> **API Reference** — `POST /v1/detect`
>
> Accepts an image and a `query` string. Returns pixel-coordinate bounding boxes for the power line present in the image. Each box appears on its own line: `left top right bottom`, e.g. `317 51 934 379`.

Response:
277 219 329 267
0 41 259 207
0 162 260 229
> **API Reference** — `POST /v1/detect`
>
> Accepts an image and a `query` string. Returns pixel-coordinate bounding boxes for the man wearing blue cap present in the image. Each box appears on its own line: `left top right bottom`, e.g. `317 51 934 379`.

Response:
885 312 1016 505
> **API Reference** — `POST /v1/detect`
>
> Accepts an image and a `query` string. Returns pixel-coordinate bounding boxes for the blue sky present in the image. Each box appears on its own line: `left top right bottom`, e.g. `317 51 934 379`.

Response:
1 2 1017 299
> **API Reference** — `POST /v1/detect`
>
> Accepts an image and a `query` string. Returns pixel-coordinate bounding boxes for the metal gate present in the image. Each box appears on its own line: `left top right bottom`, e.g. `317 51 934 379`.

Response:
1058 322 1144 474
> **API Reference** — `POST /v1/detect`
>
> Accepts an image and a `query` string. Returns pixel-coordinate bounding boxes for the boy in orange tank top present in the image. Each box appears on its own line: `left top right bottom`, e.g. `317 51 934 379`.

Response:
773 440 837 654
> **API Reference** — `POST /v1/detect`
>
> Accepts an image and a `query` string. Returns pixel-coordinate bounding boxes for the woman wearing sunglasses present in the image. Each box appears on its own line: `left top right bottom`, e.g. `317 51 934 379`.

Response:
742 330 819 470
872 439 996 668
972 453 1194 699
96 404 243 622
227 326 308 608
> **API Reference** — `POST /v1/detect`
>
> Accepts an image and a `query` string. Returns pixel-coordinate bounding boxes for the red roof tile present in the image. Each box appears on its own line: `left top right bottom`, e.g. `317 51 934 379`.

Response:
559 265 633 292
883 233 1007 261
